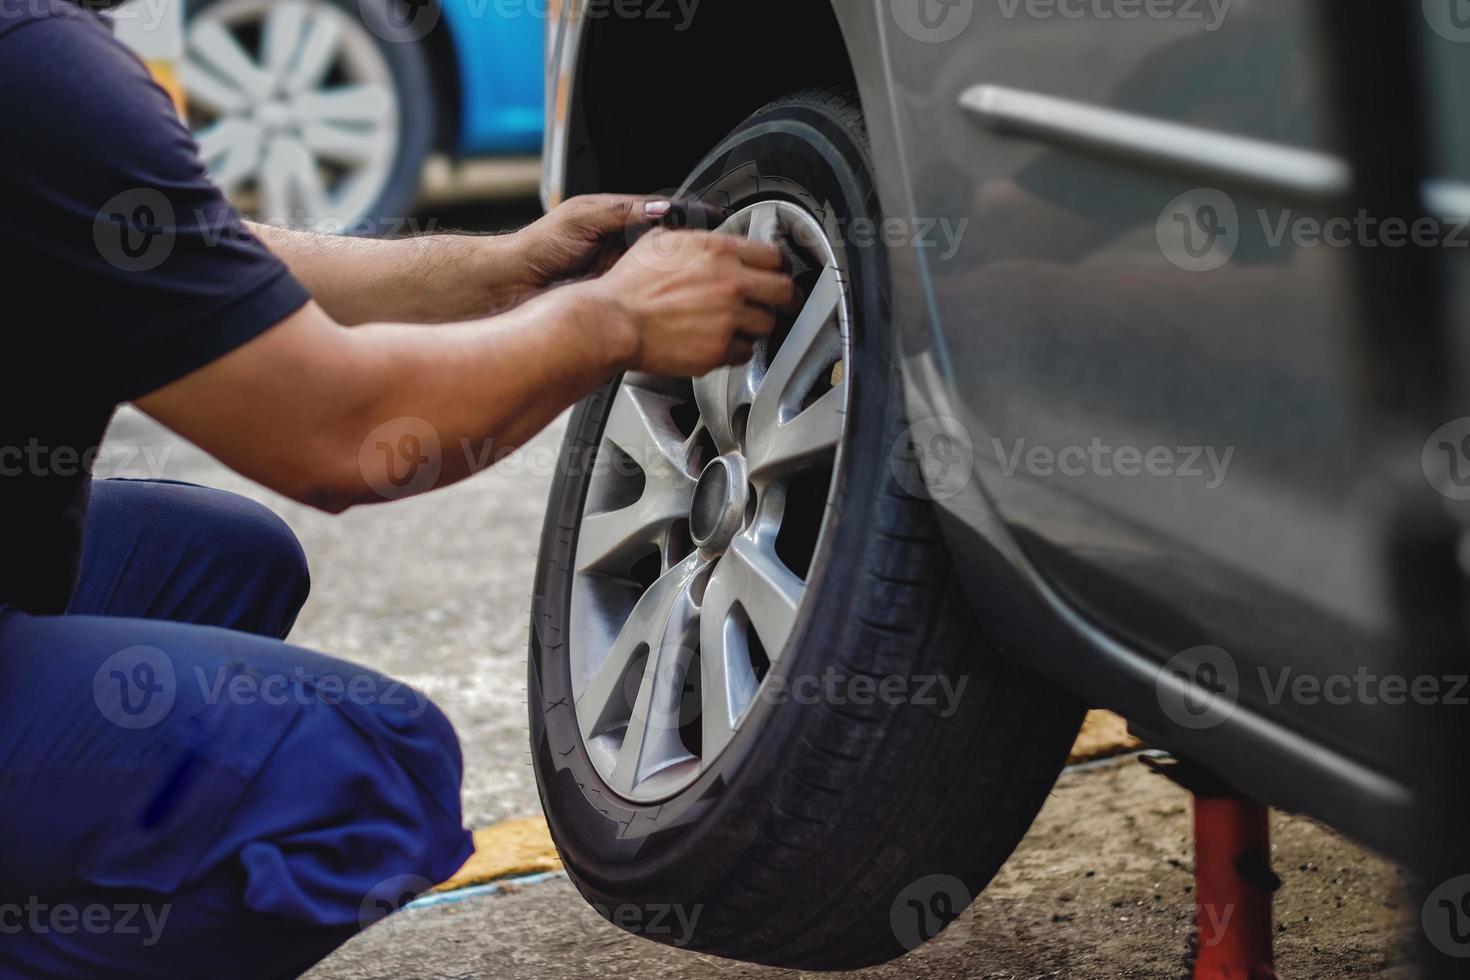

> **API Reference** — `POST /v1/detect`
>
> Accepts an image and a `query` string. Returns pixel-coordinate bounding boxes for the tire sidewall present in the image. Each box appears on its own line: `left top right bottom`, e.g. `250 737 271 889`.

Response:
530 97 898 901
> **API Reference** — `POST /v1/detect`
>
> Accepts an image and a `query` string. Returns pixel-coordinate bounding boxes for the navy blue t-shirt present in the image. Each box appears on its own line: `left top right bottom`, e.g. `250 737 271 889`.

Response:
0 1 310 614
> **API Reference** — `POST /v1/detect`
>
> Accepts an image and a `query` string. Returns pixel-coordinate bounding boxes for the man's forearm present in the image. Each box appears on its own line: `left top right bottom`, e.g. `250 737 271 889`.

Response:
337 285 635 502
137 281 636 512
249 222 533 326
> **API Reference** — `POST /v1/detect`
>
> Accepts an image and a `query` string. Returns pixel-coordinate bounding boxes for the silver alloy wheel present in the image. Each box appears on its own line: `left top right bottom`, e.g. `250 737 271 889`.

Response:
181 0 401 229
570 201 852 803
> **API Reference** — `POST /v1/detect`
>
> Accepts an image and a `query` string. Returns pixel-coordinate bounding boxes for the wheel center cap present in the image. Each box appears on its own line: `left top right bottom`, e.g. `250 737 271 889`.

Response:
689 455 748 554
255 102 293 132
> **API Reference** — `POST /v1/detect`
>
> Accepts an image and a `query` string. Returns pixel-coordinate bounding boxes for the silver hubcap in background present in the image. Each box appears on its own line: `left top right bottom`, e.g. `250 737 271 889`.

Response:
570 202 852 803
182 0 401 229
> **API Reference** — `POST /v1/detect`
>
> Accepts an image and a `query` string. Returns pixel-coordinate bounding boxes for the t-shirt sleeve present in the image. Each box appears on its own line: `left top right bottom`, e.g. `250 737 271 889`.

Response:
0 5 311 404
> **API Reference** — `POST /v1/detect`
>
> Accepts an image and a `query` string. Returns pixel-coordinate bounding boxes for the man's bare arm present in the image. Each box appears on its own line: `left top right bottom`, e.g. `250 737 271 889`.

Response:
136 230 795 513
248 195 668 326
248 222 528 325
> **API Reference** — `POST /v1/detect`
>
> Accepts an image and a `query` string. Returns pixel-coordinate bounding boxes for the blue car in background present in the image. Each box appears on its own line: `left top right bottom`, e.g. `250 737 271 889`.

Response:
179 0 543 231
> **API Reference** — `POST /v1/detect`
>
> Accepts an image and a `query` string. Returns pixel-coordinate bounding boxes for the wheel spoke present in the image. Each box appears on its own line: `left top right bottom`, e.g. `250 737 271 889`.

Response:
576 478 692 573
698 561 763 760
285 10 343 95
187 20 272 102
196 119 263 193
714 535 804 664
746 263 843 473
577 556 702 744
577 384 696 573
259 138 326 227
300 122 390 166
692 360 761 456
595 558 705 796
603 384 694 485
746 201 780 244
749 378 846 480
295 85 394 126
263 0 310 77
179 59 250 115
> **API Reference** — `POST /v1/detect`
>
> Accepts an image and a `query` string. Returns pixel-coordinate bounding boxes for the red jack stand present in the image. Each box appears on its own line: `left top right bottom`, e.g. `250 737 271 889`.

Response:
1143 757 1280 980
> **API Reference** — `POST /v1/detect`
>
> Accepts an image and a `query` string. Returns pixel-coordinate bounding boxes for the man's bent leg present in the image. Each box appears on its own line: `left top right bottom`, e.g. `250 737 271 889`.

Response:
67 479 311 639
0 607 473 979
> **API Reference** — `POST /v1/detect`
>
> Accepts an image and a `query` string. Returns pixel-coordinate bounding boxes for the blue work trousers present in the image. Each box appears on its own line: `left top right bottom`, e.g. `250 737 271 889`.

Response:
0 480 473 978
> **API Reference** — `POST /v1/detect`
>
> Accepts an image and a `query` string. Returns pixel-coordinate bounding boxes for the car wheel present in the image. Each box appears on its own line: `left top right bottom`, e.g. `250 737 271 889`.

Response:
529 87 1084 970
180 0 436 234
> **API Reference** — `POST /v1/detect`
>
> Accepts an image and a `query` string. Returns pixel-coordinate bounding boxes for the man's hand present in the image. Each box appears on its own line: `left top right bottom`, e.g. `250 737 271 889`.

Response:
585 229 798 376
250 195 681 325
512 194 675 293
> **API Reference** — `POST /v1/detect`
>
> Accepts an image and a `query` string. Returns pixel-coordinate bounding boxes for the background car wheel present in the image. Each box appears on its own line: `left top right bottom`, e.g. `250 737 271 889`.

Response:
529 87 1084 969
181 0 437 233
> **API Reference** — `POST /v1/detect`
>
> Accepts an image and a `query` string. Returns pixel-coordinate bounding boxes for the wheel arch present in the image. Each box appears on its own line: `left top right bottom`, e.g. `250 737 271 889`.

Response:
562 1 858 197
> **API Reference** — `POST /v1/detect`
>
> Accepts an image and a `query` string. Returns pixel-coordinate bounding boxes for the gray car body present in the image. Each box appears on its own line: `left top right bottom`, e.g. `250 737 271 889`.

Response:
542 0 1470 866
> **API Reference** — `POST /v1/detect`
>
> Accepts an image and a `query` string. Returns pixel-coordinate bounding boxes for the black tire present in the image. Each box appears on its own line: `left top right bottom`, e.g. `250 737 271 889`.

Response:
184 0 437 235
529 87 1084 970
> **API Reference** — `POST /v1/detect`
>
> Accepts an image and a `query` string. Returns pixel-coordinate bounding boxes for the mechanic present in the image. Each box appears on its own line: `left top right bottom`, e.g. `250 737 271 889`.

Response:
0 1 795 976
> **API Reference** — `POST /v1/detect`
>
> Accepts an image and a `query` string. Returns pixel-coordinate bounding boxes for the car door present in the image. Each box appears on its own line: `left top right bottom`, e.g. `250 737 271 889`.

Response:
876 0 1402 774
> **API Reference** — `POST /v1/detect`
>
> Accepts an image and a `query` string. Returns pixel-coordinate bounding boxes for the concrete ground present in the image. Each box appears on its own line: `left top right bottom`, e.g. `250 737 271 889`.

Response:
96 200 1421 977
308 762 1416 980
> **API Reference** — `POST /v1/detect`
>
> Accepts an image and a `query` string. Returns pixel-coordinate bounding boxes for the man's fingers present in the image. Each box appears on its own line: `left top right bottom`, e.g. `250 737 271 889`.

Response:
591 195 726 235
725 336 757 365
733 304 777 338
721 236 786 271
740 269 799 312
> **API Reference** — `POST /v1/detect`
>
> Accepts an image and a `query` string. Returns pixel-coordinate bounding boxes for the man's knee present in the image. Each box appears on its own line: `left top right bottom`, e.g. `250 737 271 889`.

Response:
186 485 311 636
212 490 310 602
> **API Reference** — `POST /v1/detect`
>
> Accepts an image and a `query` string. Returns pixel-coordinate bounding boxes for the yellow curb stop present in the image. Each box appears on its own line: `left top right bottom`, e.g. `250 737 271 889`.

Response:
1069 709 1142 764
436 815 563 893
